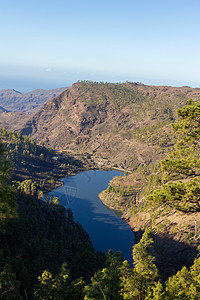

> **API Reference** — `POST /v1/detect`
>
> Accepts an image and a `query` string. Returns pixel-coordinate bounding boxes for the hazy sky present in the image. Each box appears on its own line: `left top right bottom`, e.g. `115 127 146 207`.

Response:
1 0 200 92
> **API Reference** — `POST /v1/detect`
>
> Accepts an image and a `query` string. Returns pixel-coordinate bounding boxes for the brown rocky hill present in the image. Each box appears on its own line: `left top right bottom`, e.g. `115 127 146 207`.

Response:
1 81 200 170
0 87 68 112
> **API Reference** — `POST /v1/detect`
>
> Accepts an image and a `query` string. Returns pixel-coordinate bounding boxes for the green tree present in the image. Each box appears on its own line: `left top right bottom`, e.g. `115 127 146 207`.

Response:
145 280 165 300
0 140 17 223
148 100 200 212
38 190 43 200
34 263 85 300
165 266 194 299
85 250 124 300
53 196 59 206
120 230 159 300
45 193 49 203
0 264 22 299
49 196 53 204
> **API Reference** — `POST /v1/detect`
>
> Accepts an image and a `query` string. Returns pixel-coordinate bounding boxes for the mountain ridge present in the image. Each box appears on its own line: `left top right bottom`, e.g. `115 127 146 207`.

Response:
0 86 68 113
1 81 200 170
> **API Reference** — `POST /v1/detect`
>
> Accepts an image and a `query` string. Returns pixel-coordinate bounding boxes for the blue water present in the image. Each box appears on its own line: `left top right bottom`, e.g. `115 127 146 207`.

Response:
49 170 134 263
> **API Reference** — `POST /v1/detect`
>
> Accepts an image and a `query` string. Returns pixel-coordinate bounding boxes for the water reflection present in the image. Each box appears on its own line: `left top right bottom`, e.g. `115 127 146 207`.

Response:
49 170 134 263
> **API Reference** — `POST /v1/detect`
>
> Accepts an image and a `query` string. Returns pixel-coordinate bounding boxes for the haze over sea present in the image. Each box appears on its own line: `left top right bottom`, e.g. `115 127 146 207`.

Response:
1 0 200 92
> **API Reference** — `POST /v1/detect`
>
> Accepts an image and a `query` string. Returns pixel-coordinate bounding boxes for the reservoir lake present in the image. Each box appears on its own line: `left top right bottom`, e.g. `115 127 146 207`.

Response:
49 170 134 263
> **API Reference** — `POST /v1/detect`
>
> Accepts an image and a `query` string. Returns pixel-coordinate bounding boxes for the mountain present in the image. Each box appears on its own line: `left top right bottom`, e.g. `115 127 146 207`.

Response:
0 87 68 112
1 81 200 170
1 81 200 290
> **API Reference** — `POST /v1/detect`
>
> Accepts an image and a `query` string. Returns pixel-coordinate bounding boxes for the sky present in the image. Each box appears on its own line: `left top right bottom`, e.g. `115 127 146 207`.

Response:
1 0 200 92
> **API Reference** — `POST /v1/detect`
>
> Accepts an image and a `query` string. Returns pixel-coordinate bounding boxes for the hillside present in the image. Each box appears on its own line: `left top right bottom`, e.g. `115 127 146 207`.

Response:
0 83 200 298
0 87 67 113
2 81 199 171
99 100 200 277
0 128 92 192
0 133 104 299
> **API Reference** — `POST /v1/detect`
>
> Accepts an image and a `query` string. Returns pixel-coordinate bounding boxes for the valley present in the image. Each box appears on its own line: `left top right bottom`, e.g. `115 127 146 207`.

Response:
0 81 200 299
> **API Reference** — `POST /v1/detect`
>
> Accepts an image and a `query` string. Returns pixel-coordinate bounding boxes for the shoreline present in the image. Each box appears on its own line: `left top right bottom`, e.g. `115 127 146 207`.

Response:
49 166 134 233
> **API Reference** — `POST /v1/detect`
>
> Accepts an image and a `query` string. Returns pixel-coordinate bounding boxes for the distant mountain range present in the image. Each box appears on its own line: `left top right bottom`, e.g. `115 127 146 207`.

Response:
1 81 199 170
0 87 68 113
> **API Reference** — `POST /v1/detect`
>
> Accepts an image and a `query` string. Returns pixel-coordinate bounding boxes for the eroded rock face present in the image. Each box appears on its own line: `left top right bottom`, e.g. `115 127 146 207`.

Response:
1 81 200 170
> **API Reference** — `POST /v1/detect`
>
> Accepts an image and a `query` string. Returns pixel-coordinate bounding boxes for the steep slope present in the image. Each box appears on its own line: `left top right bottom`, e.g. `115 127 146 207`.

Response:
0 111 30 130
0 127 85 189
99 100 200 277
1 81 200 170
17 81 200 170
0 87 68 112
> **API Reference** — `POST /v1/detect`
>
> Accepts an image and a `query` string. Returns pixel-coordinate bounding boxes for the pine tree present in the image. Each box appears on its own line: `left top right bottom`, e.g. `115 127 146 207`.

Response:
0 140 17 223
0 264 22 299
148 100 200 212
120 230 159 300
84 250 123 300
53 196 59 206
34 263 85 300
